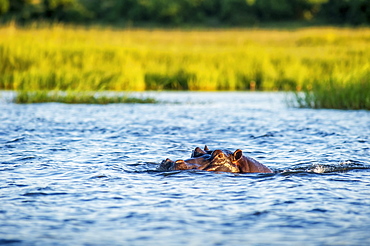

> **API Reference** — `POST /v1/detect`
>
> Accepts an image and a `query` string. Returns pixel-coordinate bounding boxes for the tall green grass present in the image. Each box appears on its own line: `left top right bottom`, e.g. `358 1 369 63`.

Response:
293 71 370 110
0 23 369 107
14 91 158 104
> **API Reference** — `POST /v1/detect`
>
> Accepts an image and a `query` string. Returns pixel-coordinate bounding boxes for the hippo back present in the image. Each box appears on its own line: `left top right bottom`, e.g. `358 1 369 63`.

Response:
238 156 273 173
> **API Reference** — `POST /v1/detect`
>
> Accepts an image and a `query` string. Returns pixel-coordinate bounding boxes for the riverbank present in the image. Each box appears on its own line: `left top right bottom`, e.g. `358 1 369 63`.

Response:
0 23 369 108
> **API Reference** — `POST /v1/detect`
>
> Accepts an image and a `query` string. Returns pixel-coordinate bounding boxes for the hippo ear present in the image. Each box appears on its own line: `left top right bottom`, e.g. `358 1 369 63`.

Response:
233 149 243 161
192 147 206 157
204 145 210 151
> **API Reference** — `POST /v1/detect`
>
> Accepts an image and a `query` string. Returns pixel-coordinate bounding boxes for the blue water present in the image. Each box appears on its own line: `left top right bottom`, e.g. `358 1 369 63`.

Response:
1 92 369 246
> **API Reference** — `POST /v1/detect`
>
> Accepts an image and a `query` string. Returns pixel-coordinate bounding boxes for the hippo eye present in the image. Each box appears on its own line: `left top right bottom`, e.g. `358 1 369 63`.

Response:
216 153 225 158
211 150 227 161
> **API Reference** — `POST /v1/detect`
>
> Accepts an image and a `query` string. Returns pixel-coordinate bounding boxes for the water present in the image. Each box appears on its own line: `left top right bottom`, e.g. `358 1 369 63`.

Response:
1 92 369 246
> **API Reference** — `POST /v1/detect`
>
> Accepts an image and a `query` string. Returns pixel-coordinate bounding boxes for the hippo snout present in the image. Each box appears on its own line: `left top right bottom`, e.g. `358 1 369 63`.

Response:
159 158 175 171
158 158 195 171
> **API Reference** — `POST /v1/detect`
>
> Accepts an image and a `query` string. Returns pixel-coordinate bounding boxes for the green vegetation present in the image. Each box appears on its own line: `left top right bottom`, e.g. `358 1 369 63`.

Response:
1 1 369 107
293 72 370 110
0 23 369 108
1 0 370 26
14 91 158 104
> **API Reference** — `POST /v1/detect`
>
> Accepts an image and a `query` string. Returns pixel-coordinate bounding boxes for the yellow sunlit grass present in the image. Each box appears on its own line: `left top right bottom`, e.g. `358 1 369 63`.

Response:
1 23 369 108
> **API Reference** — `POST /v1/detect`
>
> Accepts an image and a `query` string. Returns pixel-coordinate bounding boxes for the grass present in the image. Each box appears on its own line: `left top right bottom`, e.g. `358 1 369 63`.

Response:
13 91 158 104
0 22 369 108
292 72 370 110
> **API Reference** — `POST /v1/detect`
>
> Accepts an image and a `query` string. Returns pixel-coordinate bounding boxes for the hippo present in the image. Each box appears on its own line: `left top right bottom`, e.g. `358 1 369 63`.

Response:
158 146 273 173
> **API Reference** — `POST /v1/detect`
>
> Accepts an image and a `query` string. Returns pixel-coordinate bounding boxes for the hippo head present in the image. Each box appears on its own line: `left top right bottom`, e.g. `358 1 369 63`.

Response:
201 148 242 173
159 146 212 171
159 146 243 173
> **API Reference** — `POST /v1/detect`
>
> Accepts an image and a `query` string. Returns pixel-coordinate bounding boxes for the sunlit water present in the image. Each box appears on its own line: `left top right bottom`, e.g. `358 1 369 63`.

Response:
1 92 369 246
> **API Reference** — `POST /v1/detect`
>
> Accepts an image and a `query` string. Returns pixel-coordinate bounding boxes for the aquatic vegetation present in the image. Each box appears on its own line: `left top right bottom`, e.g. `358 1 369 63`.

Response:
0 23 369 108
293 71 370 110
14 91 158 104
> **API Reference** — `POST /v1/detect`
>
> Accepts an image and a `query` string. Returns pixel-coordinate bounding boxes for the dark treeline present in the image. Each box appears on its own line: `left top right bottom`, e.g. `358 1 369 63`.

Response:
1 0 370 26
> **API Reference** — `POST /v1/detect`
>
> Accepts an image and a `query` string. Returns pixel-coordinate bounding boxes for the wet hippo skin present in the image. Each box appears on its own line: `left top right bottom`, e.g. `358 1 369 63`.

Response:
159 146 273 173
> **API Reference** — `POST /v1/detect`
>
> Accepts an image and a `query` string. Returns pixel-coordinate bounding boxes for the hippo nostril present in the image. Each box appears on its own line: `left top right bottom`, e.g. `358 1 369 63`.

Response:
161 158 173 164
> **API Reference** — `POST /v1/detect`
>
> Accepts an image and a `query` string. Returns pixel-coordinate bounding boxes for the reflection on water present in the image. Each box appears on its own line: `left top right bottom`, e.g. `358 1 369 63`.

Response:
0 92 370 245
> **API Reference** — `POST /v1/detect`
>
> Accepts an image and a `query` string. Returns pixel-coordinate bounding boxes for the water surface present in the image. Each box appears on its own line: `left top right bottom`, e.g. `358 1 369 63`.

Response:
1 92 369 245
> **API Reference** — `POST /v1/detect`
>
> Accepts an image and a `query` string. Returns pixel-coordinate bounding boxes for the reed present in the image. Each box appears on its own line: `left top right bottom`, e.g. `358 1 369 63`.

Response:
293 71 370 110
1 23 369 108
14 91 158 104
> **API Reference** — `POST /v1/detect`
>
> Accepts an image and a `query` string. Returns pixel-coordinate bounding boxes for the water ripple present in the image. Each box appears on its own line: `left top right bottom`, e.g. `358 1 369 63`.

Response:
0 92 369 245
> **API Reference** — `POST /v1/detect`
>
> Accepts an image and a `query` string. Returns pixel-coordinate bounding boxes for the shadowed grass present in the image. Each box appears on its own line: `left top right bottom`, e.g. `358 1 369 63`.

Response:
14 91 158 104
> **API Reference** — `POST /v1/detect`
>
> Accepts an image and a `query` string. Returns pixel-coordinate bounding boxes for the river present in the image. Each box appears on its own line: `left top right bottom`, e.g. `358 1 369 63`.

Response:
1 92 369 245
